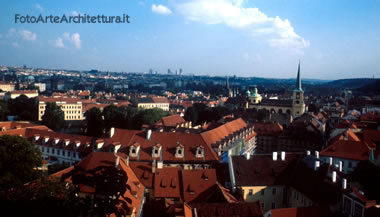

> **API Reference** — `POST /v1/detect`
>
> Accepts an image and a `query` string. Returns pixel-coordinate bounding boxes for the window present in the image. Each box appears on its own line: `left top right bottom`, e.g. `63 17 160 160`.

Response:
47 148 50 153
68 151 71 157
272 203 275 209
272 187 276 195
261 189 265 195
354 203 363 217
52 149 55 154
248 189 253 196
41 147 45 152
57 149 60 156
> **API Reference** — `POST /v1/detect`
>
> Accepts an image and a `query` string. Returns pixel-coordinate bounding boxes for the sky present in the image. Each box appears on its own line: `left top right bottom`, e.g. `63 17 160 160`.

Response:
0 0 379 79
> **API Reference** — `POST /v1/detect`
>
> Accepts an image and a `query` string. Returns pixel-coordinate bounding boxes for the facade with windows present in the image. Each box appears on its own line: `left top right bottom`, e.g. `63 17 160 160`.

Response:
38 97 83 121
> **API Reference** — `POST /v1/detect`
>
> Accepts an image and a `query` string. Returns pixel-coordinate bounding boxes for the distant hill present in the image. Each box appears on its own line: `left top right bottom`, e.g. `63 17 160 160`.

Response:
324 78 379 89
356 79 380 95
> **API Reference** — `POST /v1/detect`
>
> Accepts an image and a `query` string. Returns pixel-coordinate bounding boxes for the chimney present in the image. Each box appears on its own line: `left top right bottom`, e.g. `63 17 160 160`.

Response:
331 171 337 183
342 178 347 190
339 161 343 172
109 127 115 138
314 161 320 171
152 160 156 174
115 156 120 168
157 161 163 169
272 152 278 161
281 151 286 161
315 151 319 159
329 157 333 166
146 129 152 140
306 150 311 155
245 152 251 160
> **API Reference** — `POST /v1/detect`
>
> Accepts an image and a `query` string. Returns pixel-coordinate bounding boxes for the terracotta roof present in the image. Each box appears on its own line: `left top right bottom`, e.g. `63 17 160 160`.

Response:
155 114 186 127
185 202 264 217
182 169 217 203
231 153 302 186
111 129 219 162
10 90 38 94
320 139 372 161
270 207 329 217
135 97 169 104
154 167 181 198
129 161 154 188
53 152 145 217
201 118 248 146
252 122 283 136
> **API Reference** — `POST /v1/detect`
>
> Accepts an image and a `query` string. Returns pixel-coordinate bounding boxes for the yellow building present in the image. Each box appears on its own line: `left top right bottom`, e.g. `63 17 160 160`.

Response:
0 82 15 92
132 97 170 111
38 97 84 121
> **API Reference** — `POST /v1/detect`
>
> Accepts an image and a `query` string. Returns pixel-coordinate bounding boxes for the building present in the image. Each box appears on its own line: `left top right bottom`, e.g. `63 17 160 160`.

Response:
34 83 46 92
38 97 84 121
246 62 306 118
253 122 284 154
0 82 15 92
132 97 169 111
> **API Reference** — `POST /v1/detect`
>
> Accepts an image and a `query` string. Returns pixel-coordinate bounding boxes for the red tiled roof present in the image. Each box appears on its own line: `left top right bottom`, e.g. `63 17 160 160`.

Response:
154 167 181 198
111 129 219 162
129 161 154 188
320 139 372 161
185 202 264 217
10 90 38 94
182 169 217 203
270 207 329 217
252 122 283 136
156 114 185 127
201 118 247 146
53 152 145 217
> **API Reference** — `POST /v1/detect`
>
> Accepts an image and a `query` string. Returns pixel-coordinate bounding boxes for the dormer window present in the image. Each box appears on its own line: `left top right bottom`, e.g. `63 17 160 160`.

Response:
43 136 49 144
129 143 140 157
152 143 161 158
64 139 70 146
54 138 60 145
33 135 40 142
110 143 121 154
74 141 81 149
175 143 184 158
195 145 205 158
95 140 104 150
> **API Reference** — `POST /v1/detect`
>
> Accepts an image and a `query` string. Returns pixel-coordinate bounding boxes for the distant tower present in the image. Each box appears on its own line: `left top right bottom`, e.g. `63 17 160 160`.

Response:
226 76 233 97
292 61 305 117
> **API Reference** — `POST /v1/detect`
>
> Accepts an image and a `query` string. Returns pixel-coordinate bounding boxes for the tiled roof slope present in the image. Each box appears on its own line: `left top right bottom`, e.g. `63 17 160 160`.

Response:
155 114 186 127
231 153 302 186
185 202 264 217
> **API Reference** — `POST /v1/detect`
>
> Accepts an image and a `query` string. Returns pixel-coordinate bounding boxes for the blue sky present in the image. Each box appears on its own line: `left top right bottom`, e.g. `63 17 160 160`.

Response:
0 0 379 79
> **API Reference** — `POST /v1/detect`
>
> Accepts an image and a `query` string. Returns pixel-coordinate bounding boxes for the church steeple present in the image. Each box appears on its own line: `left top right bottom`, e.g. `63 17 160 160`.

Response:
296 60 302 91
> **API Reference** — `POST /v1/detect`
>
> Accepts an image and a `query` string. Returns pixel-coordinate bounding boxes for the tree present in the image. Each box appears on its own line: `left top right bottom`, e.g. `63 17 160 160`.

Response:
8 95 38 121
41 102 65 131
133 108 168 129
85 107 105 137
103 105 122 131
68 165 132 217
0 135 42 192
0 100 9 121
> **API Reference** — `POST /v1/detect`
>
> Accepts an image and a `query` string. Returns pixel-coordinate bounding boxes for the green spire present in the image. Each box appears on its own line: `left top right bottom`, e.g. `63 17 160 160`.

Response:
296 60 302 91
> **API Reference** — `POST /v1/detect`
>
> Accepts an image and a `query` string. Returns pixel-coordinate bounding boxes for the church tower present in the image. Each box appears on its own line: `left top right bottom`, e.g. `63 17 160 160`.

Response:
292 61 305 117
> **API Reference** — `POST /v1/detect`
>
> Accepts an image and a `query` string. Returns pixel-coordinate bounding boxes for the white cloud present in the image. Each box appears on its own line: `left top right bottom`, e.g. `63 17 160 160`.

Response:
152 4 172 15
35 4 43 12
19 30 37 41
71 11 80 16
54 37 64 48
71 33 81 49
53 32 81 49
12 42 20 48
175 0 309 51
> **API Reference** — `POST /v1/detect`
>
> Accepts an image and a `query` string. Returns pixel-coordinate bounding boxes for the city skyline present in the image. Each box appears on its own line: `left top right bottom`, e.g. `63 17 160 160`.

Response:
0 0 379 79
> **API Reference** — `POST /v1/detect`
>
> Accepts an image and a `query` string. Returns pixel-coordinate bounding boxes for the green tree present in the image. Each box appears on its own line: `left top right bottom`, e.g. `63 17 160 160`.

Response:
68 165 132 217
8 95 38 121
0 100 9 121
41 102 65 131
85 107 105 137
134 108 168 129
103 105 122 130
0 135 42 192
